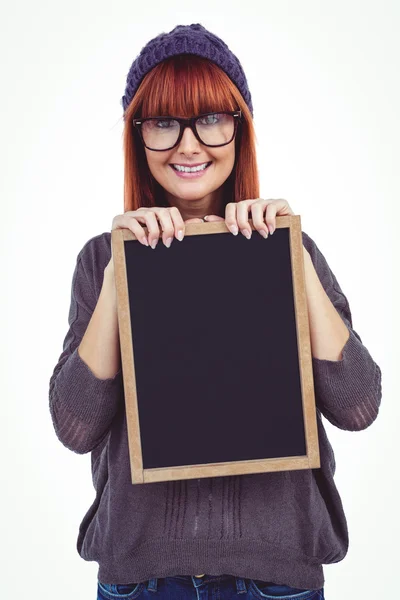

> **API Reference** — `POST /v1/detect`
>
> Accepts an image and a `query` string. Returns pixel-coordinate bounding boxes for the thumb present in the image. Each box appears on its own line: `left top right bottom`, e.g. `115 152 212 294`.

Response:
203 215 225 222
184 217 206 224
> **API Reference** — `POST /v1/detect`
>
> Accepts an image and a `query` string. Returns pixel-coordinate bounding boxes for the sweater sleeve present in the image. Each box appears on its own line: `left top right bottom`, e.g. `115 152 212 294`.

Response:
49 237 122 454
302 232 382 432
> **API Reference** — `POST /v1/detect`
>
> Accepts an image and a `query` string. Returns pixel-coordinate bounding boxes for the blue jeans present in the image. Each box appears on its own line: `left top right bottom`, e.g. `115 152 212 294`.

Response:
97 574 325 599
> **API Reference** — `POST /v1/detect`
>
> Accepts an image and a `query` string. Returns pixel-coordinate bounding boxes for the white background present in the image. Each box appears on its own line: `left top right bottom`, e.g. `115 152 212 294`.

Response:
1 1 398 598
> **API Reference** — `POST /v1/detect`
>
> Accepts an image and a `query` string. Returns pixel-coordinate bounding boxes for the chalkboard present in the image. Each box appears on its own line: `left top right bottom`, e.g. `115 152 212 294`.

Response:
111 215 320 485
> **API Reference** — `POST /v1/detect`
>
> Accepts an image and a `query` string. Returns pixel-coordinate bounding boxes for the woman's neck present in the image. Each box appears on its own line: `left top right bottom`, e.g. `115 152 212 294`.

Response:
165 188 226 221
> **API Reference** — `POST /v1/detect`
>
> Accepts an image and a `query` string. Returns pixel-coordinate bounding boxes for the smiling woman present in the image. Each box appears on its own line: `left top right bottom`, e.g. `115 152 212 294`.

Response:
48 21 382 600
122 52 260 220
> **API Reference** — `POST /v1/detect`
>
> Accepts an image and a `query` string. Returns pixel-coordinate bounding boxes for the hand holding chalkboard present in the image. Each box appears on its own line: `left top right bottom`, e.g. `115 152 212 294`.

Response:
109 206 187 255
107 208 209 273
203 197 295 238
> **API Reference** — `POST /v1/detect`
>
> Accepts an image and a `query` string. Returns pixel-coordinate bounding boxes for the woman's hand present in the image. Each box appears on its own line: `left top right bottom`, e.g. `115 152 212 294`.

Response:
106 206 185 271
106 208 207 272
204 198 295 238
111 206 188 249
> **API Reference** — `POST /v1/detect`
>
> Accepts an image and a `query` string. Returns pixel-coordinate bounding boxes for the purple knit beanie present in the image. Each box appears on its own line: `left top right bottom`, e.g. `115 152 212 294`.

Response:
121 23 253 117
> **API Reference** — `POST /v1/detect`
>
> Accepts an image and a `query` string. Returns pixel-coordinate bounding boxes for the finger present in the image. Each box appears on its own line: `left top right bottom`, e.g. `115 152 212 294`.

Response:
236 201 252 239
225 202 239 235
140 211 165 248
184 218 205 224
266 199 294 234
168 206 186 243
116 213 149 247
203 214 224 222
250 202 269 238
265 202 277 234
147 208 177 248
145 207 183 248
131 208 177 249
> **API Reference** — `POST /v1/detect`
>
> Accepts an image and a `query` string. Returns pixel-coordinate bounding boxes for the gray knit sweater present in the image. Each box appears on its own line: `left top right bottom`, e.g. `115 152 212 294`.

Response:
48 230 382 590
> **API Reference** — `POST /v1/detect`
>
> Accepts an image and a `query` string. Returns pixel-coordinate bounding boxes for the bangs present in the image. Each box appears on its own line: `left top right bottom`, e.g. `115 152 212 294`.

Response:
138 54 238 118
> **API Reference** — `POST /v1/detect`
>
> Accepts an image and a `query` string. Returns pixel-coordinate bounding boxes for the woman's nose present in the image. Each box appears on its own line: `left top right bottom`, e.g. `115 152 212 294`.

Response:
177 126 202 153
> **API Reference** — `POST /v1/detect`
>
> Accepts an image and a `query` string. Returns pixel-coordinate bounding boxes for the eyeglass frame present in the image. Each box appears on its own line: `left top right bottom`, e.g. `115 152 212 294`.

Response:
132 110 242 151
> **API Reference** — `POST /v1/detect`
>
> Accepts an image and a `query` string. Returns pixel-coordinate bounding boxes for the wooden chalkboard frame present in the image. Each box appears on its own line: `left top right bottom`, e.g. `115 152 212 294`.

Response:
111 215 320 484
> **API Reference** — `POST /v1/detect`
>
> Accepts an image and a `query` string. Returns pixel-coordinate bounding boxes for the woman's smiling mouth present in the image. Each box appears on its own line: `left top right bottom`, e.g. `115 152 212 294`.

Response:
170 161 212 178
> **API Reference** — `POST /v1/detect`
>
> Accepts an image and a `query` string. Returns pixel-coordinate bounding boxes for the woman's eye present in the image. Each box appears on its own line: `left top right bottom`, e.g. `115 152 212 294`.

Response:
199 114 219 125
155 120 172 128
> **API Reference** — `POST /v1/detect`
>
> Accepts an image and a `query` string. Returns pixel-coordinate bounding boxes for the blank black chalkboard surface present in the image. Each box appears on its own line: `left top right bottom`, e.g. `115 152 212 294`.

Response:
111 214 320 485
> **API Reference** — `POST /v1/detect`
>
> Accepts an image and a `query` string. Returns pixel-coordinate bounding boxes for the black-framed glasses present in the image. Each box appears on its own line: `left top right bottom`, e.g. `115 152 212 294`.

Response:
132 110 242 151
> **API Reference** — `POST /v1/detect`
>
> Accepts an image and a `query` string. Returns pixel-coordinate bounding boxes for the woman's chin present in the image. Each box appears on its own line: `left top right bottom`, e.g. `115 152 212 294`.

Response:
167 184 213 201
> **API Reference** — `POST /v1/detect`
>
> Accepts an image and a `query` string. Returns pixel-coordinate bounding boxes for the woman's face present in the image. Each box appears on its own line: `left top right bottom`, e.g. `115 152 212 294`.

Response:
144 123 235 219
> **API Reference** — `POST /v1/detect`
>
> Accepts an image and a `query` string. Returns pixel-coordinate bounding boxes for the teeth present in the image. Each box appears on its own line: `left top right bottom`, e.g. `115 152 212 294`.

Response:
173 162 209 172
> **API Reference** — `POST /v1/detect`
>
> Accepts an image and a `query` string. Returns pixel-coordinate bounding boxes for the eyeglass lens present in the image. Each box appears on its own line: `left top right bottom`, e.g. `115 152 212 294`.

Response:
141 113 235 150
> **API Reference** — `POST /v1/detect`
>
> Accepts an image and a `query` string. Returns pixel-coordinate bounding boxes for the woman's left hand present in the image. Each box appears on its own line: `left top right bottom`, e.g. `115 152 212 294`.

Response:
204 198 295 238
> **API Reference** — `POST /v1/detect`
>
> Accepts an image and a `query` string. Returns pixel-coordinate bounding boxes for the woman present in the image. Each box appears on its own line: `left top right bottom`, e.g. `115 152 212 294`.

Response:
49 23 382 600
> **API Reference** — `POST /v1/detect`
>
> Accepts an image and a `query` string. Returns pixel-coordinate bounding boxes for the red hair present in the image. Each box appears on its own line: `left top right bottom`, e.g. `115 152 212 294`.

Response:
122 54 259 213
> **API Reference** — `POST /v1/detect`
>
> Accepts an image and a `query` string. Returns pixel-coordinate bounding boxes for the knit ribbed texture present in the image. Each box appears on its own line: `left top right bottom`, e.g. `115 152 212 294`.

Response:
48 230 382 589
49 241 123 454
121 23 254 116
302 231 382 431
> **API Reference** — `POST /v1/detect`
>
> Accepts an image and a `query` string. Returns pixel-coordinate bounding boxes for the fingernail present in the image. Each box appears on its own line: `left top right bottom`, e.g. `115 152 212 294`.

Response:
165 237 173 248
141 237 149 246
260 229 268 239
150 239 158 249
229 224 238 235
269 224 274 235
242 229 251 239
177 230 184 241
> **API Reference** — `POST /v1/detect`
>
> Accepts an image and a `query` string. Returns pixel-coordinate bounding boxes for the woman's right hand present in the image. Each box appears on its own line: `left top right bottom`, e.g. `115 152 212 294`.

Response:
106 206 189 272
113 206 187 247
